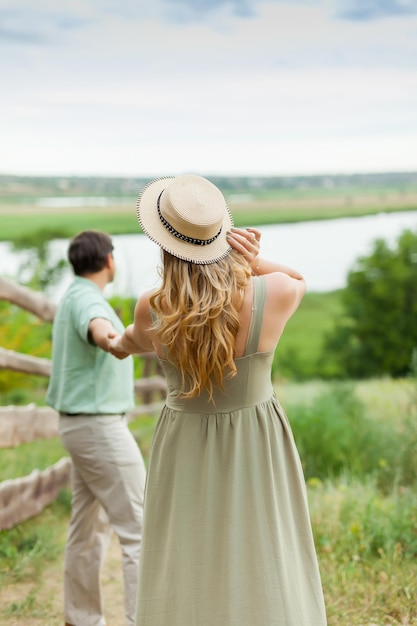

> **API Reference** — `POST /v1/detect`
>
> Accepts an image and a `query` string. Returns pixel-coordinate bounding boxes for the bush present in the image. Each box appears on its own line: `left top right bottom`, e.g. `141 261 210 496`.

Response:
309 478 417 561
324 229 417 379
286 383 417 491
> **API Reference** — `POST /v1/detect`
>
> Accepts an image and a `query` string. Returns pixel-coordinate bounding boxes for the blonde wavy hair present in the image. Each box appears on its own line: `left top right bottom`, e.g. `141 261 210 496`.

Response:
150 250 252 400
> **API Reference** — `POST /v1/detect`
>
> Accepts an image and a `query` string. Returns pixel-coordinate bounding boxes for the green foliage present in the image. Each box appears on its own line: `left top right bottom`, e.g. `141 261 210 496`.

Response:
309 479 417 624
325 229 417 378
288 384 366 478
108 296 136 325
310 478 417 561
0 232 63 400
0 301 52 402
0 302 52 357
12 230 68 291
286 381 417 491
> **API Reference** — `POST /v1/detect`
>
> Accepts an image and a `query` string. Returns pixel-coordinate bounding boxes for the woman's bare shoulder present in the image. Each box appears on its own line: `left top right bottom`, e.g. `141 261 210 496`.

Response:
263 271 306 313
134 291 156 328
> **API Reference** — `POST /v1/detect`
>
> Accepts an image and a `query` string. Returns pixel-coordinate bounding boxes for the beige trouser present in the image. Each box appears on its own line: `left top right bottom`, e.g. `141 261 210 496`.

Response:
59 414 146 626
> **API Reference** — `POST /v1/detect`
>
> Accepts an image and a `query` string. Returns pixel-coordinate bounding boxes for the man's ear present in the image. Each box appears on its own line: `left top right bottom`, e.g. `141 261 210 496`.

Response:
105 252 113 268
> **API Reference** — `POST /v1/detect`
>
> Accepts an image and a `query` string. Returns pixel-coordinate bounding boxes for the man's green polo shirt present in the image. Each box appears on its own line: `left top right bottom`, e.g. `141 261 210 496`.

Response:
46 276 134 414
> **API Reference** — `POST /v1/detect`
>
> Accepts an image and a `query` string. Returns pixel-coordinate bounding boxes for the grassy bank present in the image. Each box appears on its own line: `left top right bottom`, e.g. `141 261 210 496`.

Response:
274 290 345 380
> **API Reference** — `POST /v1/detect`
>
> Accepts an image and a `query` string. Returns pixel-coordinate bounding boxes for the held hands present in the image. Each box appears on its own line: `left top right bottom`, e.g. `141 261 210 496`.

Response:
226 227 261 272
107 330 130 360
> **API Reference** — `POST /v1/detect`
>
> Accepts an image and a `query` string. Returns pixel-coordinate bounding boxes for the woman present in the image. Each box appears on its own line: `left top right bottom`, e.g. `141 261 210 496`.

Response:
109 174 327 625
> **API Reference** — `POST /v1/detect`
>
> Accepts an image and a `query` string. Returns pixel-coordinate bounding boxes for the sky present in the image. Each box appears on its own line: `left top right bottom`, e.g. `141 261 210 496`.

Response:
1 0 417 178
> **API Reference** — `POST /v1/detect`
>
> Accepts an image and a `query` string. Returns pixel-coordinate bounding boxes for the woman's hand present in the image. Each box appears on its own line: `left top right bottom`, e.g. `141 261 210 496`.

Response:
108 332 130 360
227 227 261 272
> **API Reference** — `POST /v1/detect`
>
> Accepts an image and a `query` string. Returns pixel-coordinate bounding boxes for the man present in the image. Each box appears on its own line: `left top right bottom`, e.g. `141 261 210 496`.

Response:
46 230 146 626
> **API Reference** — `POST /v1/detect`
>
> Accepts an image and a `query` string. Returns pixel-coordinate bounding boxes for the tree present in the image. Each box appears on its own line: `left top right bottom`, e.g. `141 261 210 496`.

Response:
325 229 417 378
12 229 67 292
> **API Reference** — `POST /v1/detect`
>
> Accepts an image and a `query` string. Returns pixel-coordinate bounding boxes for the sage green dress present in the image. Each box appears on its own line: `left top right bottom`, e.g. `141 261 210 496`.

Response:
136 276 327 625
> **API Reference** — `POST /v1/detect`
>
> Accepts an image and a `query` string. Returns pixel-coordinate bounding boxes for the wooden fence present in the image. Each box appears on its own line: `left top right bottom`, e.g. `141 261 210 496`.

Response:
0 276 166 530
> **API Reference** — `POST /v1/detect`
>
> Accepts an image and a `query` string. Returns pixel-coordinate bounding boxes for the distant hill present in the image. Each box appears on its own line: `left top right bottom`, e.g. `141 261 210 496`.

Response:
1 171 417 200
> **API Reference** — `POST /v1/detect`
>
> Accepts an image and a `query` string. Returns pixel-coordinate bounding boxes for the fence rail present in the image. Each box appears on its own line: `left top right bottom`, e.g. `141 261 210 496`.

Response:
0 276 57 321
0 276 166 530
0 346 52 377
0 458 72 530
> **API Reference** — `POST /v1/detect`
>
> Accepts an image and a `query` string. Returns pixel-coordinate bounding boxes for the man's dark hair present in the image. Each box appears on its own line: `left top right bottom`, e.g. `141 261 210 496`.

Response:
68 230 114 276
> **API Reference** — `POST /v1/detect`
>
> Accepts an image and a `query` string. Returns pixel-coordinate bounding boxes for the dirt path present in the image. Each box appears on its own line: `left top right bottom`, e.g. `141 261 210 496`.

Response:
0 533 126 626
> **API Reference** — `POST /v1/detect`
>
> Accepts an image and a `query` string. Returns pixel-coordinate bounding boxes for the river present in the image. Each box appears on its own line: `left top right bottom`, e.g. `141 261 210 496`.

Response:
1 210 417 301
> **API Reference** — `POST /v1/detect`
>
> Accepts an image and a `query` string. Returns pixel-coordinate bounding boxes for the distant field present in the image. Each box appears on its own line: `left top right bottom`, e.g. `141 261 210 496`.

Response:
1 186 417 241
0 205 140 241
227 185 417 224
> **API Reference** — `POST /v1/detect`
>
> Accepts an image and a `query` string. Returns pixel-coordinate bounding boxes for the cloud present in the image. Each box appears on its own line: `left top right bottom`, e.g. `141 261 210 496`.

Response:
21 0 252 25
160 0 258 21
102 0 417 24
0 7 91 45
1 0 417 176
336 0 417 21
2 0 416 48
147 0 320 22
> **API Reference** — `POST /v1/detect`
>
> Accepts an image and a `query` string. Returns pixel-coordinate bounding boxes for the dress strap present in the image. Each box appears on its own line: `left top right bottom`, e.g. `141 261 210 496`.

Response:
149 305 167 358
244 276 266 356
149 306 157 323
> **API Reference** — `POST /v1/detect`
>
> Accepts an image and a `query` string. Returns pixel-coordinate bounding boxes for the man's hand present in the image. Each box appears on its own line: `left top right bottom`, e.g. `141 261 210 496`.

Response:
88 318 130 359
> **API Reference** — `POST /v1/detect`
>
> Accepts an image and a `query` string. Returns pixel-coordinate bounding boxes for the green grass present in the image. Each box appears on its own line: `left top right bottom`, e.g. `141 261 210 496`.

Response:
309 478 417 625
0 489 70 588
0 416 157 483
0 438 67 482
0 210 140 242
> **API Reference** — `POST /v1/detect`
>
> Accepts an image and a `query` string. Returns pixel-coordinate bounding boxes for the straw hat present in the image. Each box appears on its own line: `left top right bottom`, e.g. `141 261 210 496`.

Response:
136 174 234 264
